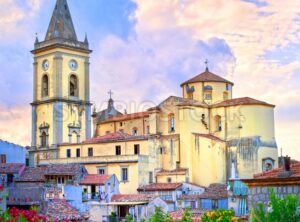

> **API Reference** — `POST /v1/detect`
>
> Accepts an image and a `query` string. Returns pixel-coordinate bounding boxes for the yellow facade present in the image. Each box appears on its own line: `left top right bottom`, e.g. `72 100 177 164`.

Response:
32 0 278 194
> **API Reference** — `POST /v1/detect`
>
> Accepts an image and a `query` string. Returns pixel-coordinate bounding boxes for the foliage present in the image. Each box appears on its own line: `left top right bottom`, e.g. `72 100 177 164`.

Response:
1 207 48 222
251 189 300 222
125 214 134 222
182 206 193 222
149 207 172 222
201 209 238 222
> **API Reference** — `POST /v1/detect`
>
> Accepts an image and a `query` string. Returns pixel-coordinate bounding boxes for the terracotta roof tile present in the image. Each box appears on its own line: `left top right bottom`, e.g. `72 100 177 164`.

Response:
45 163 82 176
254 163 300 179
47 199 83 221
111 194 154 202
80 174 111 185
180 183 228 200
137 183 182 192
193 133 225 142
211 97 275 108
83 132 148 144
0 163 25 174
181 70 233 86
16 166 47 182
101 111 149 123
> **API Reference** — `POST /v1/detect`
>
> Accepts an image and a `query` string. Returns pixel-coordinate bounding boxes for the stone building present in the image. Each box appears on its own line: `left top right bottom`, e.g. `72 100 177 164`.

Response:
242 156 300 209
29 0 278 195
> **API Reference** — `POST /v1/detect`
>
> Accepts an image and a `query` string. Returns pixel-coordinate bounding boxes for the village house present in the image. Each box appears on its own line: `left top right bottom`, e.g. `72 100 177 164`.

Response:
137 182 205 211
242 156 300 209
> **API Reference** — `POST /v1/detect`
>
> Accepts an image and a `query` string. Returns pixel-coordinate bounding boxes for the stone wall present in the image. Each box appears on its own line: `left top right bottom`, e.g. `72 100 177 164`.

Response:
248 185 300 209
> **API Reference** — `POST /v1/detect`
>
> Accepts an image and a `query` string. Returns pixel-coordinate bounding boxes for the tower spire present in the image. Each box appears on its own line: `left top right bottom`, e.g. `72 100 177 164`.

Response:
45 0 77 41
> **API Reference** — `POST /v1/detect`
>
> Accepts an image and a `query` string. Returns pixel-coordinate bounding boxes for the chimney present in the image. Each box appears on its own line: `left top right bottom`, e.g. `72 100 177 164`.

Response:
284 155 291 172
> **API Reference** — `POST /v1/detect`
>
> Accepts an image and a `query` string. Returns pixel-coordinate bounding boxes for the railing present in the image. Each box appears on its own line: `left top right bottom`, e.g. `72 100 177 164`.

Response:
39 155 149 165
34 38 89 50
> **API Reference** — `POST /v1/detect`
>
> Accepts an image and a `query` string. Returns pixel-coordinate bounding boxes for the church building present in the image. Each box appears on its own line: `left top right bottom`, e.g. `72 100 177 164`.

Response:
29 0 278 194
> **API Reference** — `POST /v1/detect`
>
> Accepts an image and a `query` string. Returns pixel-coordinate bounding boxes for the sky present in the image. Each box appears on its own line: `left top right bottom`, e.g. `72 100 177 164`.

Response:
0 0 299 159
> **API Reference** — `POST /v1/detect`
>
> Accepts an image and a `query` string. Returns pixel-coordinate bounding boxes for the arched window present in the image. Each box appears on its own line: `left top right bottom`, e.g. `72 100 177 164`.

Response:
215 115 222 132
169 113 175 132
41 132 47 147
132 127 138 136
69 74 78 97
204 85 212 100
42 75 49 97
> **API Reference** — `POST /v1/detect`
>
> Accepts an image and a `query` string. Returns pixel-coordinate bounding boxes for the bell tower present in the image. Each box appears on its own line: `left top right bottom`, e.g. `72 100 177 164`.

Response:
30 0 92 166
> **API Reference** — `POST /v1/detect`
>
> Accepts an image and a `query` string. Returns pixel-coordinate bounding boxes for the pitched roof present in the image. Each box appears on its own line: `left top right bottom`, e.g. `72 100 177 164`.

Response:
254 163 300 179
0 163 25 174
111 194 154 202
211 97 275 108
193 133 225 142
137 183 182 192
156 168 188 175
45 163 82 176
45 0 77 41
80 174 111 185
199 183 228 199
180 183 227 200
83 132 148 144
101 111 149 124
47 199 83 221
181 70 233 86
16 166 47 182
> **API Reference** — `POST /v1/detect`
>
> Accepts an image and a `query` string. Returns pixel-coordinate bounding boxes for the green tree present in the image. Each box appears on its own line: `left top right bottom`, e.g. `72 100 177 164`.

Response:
182 206 193 222
251 189 300 222
149 207 171 222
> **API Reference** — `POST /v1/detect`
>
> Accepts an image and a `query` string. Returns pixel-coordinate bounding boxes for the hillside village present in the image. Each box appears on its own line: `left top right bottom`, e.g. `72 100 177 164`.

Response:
0 0 300 221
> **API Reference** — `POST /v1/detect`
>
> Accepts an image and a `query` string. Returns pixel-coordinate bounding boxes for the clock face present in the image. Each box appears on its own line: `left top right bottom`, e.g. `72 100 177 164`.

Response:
69 60 78 71
42 60 49 71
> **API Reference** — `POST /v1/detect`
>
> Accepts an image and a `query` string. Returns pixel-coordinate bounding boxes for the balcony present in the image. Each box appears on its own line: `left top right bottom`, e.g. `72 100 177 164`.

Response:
39 154 149 165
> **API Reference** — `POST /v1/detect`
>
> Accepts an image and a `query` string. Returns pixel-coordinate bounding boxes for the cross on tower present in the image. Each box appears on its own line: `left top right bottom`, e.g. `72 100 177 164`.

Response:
108 90 113 99
204 59 209 71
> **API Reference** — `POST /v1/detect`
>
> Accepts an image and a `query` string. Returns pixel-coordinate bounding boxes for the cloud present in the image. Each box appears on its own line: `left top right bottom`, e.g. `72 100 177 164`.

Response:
0 105 31 146
0 0 42 43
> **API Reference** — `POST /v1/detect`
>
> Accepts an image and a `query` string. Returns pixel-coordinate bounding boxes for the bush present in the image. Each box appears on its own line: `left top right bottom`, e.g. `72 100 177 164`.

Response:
201 209 238 222
182 206 193 222
149 207 172 222
251 189 300 222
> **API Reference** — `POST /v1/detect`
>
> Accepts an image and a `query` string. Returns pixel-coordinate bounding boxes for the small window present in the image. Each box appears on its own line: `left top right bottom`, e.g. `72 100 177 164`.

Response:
41 132 47 147
116 146 121 155
134 144 140 155
120 122 123 127
69 74 78 97
204 93 212 100
0 154 6 163
226 84 230 91
98 167 106 175
88 147 93 157
215 115 222 132
42 75 49 97
149 172 153 183
121 168 128 181
66 149 71 158
169 114 175 132
160 147 163 154
132 127 138 136
212 200 218 209
167 177 172 183
58 176 65 184
106 131 110 135
76 148 80 157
